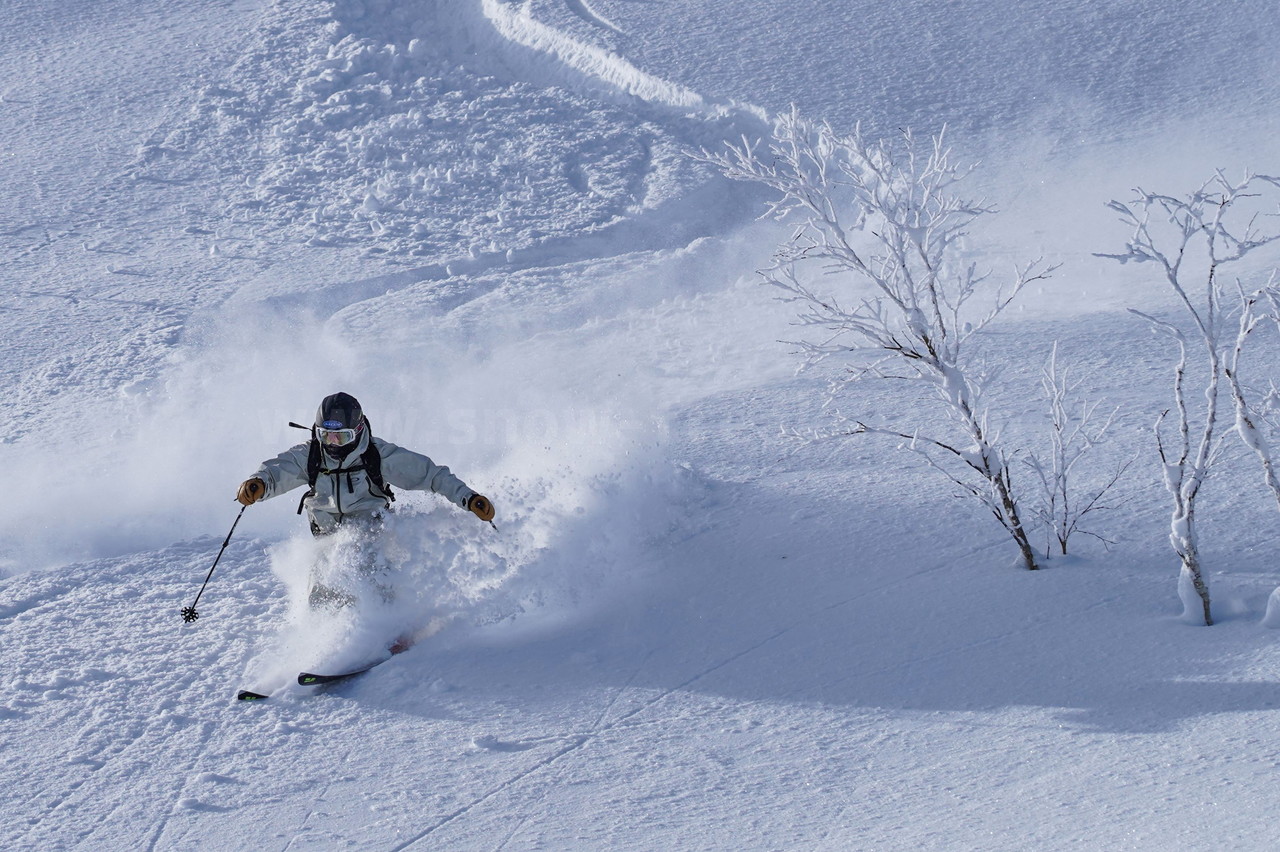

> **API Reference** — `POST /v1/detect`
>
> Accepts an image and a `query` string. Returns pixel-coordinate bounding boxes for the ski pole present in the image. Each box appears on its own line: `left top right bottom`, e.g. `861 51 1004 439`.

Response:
181 505 246 623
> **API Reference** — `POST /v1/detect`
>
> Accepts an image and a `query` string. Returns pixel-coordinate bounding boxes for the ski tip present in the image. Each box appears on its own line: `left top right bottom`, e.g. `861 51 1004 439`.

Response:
237 689 270 702
297 673 322 686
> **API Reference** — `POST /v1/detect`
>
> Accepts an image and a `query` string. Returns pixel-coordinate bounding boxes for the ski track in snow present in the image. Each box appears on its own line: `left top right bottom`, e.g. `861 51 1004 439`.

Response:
392 634 794 848
277 741 363 852
391 734 593 850
392 635 792 849
563 0 624 34
378 531 1118 849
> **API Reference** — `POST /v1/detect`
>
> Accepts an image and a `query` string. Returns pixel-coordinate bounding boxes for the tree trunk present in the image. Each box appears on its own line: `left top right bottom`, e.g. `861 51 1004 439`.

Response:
1174 505 1213 625
997 478 1040 570
1013 525 1040 571
1181 555 1213 626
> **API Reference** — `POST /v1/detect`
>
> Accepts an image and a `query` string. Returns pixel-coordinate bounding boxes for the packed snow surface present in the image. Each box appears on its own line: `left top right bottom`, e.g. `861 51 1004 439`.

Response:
4 0 1280 849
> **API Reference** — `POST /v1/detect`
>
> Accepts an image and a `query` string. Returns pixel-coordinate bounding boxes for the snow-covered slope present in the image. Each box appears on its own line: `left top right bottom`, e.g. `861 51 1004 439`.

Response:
4 0 1280 849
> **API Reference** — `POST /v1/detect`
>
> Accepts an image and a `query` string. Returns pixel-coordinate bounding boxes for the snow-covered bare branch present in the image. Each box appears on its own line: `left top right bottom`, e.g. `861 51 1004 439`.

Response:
702 111 1059 570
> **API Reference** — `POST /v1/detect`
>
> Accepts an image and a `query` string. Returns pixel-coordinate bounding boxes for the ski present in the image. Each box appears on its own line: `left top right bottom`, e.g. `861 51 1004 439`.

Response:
297 662 381 686
236 666 374 699
236 639 410 700
297 638 413 686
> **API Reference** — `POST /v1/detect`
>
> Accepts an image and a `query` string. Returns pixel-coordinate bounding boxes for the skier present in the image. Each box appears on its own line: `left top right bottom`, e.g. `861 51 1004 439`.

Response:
235 391 495 606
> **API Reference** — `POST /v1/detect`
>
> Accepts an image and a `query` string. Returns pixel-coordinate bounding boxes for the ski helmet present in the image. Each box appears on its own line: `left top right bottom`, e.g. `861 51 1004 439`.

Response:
315 391 366 458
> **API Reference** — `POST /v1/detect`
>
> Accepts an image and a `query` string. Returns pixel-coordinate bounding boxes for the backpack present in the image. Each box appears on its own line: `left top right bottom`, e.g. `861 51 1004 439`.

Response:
290 418 396 515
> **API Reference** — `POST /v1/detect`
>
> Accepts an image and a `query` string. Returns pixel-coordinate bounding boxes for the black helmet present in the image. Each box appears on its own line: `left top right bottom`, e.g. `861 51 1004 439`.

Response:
315 392 366 458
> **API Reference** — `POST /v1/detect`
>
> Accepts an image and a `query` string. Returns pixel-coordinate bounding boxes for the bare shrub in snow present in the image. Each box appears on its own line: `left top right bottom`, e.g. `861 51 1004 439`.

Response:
1100 172 1280 626
702 111 1057 570
1024 343 1131 558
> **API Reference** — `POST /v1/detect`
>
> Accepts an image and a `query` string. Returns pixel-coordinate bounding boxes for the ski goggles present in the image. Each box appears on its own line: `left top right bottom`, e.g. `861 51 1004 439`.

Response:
317 420 363 447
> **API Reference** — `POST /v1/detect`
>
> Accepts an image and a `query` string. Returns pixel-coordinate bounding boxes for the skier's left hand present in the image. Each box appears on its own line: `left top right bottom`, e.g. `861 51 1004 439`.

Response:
467 494 495 522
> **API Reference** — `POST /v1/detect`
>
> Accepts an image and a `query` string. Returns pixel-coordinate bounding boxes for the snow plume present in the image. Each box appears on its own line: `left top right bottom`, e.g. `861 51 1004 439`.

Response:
0 300 359 571
251 428 677 663
89 250 679 609
244 511 525 680
0 215 783 582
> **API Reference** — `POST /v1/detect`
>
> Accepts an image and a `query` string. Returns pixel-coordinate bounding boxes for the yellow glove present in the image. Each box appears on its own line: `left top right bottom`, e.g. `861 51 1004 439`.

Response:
236 478 266 506
467 494 495 522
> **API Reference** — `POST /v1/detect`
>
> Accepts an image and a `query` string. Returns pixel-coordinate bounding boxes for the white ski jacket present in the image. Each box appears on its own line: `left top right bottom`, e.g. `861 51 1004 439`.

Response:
251 432 475 531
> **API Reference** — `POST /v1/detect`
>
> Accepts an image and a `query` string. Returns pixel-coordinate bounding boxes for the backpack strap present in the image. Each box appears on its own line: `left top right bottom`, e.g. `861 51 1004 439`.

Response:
360 424 395 505
297 427 323 515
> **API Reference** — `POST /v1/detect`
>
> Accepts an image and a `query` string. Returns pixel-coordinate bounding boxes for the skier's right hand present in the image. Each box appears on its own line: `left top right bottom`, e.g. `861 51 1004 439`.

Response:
236 478 266 506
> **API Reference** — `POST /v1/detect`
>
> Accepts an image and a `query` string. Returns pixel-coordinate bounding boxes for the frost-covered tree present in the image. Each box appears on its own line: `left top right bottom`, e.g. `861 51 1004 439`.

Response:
1226 283 1280 630
1100 173 1280 626
702 111 1055 570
